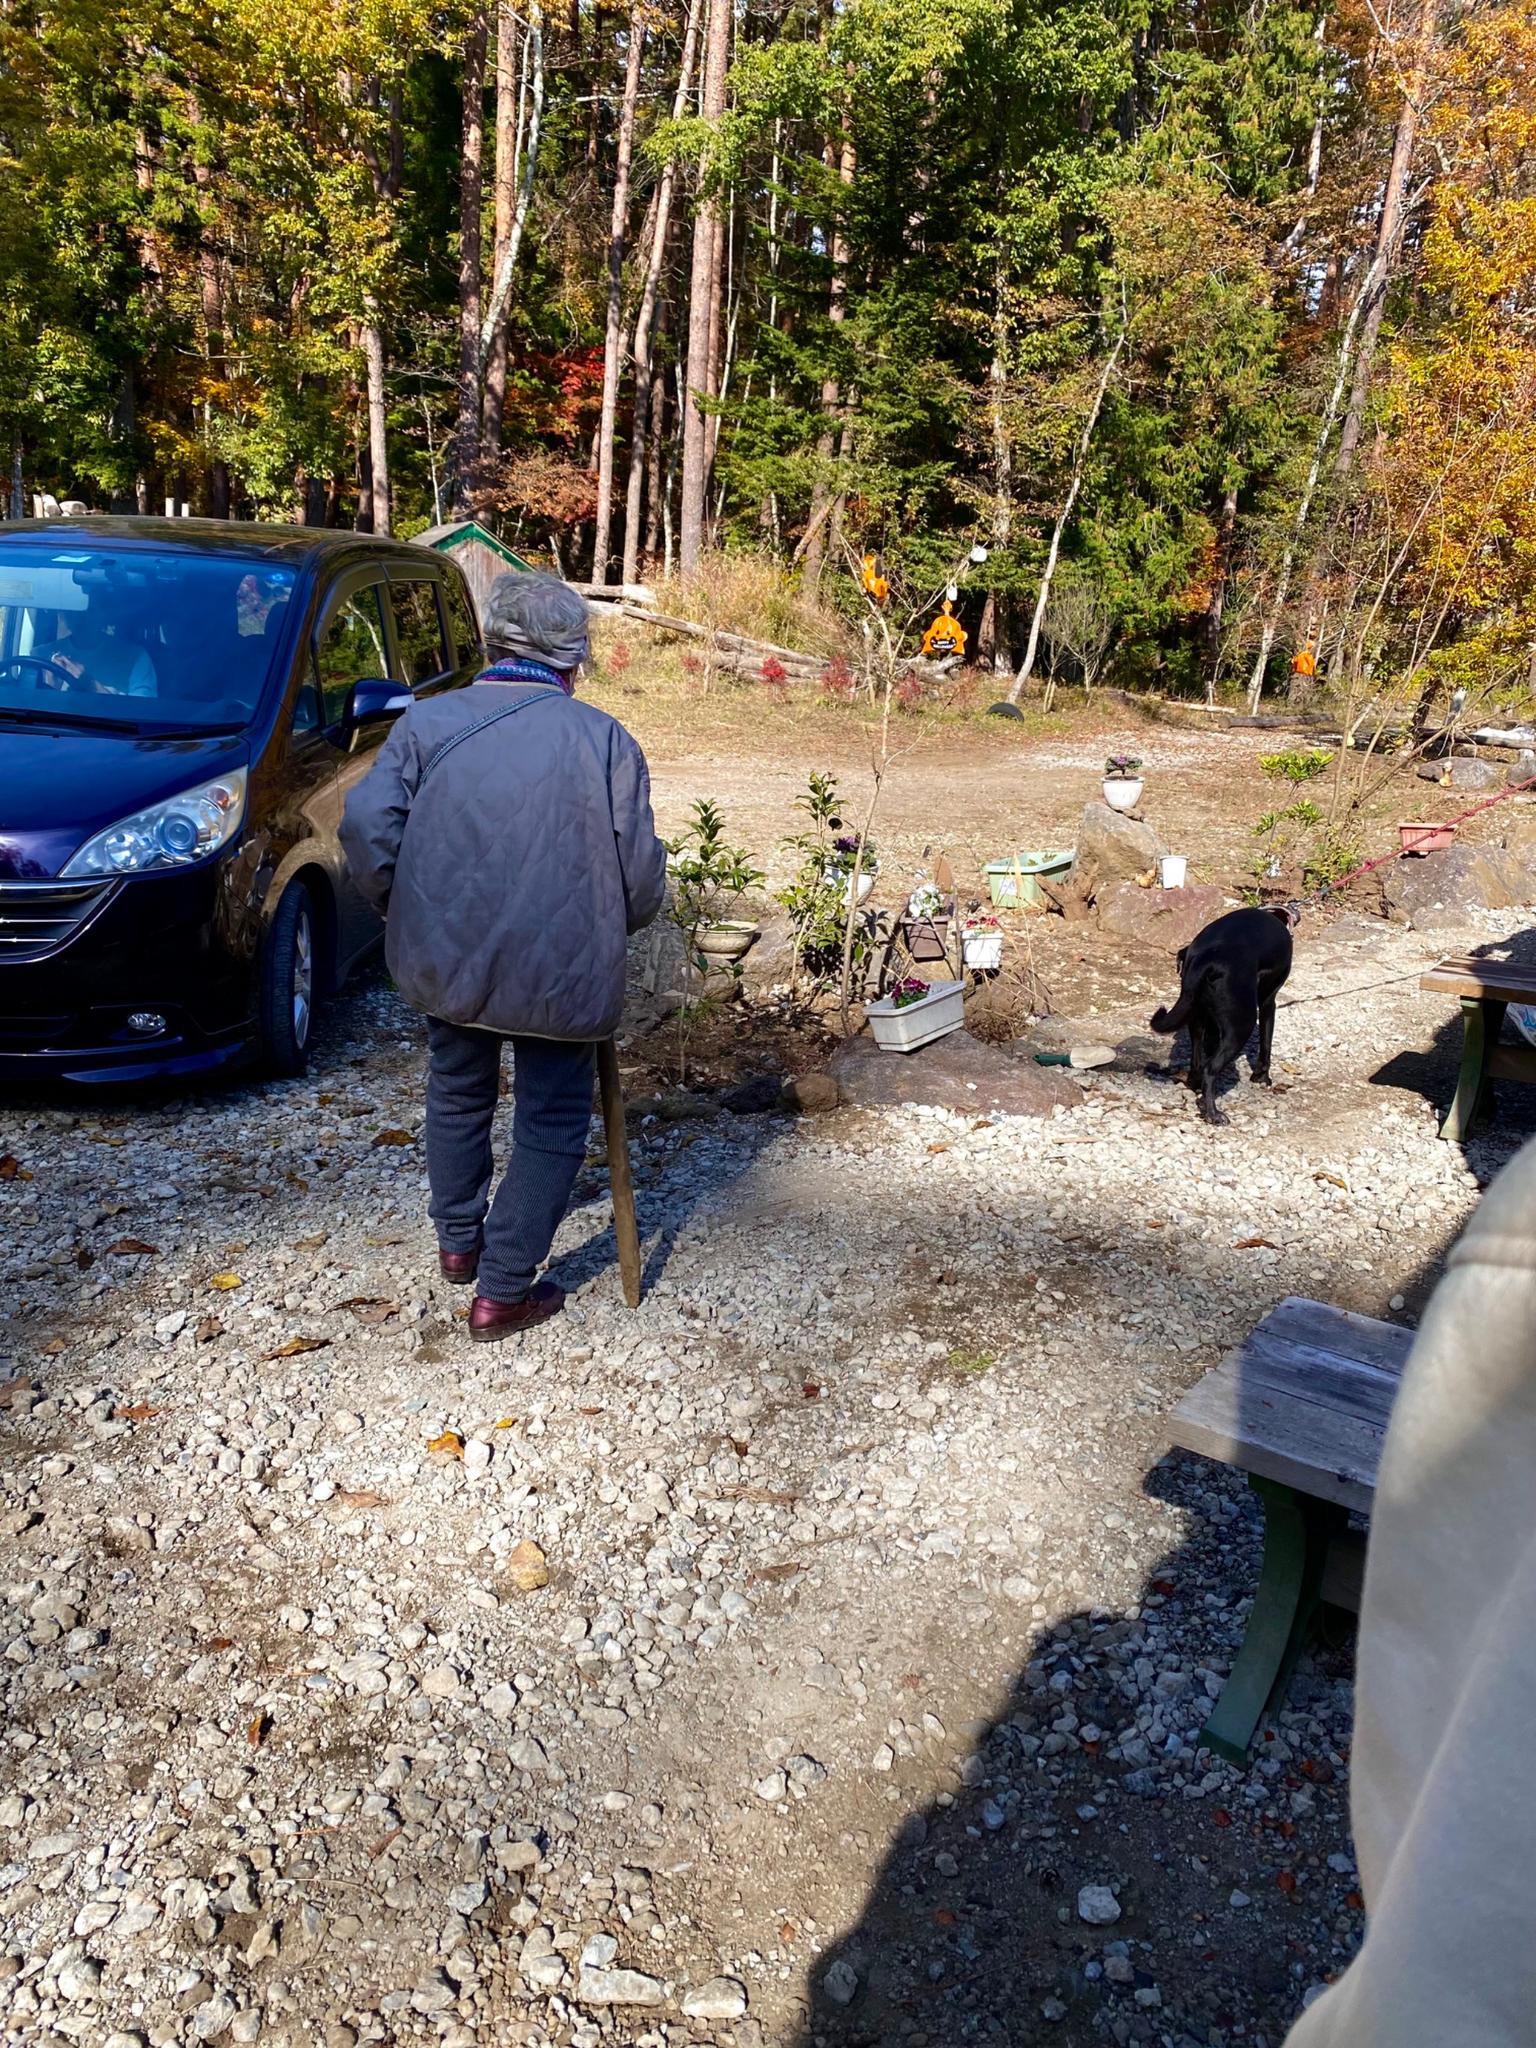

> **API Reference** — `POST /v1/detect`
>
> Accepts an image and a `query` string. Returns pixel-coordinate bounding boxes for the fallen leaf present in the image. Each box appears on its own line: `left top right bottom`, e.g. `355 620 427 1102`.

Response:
494 1416 518 1430
364 1233 407 1246
927 1141 950 1154
1145 1219 1166 1229
779 1922 797 1945
1212 1809 1233 1828
371 1129 416 1147
210 1271 243 1291
293 1232 330 1251
0 1154 19 1180
723 1484 800 1507
748 1561 804 1584
1346 1890 1364 1910
247 1712 268 1748
113 1401 162 1422
195 1316 223 1344
206 1636 236 1652
0 1377 35 1408
369 1828 403 1860
75 1247 94 1270
427 1429 465 1459
801 1381 821 1399
42 1339 67 1356
577 1405 604 1416
1276 1870 1297 1895
1233 1236 1279 1251
264 1335 329 1360
933 1908 958 1927
1314 1170 1349 1190
106 1237 159 1256
353 1301 399 1327
222 1241 248 1257
335 1488 390 1511
506 1538 549 1592
729 1438 749 1457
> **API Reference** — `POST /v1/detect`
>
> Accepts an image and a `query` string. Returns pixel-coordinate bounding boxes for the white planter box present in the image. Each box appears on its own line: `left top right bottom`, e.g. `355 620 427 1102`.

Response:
963 931 1004 970
867 979 965 1052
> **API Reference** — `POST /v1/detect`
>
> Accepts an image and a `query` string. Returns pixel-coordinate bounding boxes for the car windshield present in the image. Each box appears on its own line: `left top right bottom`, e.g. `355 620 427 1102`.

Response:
0 542 295 731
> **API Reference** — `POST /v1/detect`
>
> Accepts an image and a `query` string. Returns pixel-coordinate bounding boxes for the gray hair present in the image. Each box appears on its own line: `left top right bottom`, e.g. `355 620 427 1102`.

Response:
481 571 591 672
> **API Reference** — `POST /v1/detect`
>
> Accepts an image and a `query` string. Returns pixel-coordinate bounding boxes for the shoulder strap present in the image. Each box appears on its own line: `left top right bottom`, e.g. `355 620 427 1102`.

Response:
417 688 556 787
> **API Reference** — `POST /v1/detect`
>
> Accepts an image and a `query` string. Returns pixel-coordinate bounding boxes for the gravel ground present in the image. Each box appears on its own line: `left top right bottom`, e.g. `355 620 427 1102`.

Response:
2 905 1533 2048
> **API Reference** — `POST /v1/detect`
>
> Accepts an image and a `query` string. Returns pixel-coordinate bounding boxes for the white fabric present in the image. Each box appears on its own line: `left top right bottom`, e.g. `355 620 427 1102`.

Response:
1285 1137 1536 2046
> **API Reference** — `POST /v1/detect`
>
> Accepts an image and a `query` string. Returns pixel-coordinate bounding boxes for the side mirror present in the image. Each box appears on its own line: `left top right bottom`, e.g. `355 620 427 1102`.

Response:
346 677 412 729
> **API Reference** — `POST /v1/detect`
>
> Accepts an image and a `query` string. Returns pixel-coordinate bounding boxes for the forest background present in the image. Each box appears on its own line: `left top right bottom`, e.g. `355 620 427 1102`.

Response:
0 0 1530 707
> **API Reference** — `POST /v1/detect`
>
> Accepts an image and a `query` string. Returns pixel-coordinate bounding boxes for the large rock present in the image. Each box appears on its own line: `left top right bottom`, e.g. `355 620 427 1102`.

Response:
1095 881 1229 953
1071 801 1166 889
1414 754 1503 791
623 894 689 1034
1382 843 1534 927
830 1030 1076 1117
1501 810 1536 861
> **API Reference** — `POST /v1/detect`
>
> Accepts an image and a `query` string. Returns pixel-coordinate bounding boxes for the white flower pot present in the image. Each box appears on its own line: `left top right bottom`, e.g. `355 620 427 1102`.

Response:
962 931 1003 970
824 867 876 907
1158 855 1187 889
867 979 965 1053
696 921 760 962
1103 777 1143 813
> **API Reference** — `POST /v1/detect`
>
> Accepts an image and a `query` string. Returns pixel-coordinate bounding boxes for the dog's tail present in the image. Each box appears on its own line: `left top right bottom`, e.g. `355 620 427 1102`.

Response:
1150 962 1208 1036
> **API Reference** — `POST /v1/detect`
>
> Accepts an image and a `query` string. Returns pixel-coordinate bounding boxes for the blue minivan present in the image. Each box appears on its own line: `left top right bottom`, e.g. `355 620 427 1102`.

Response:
0 517 485 1082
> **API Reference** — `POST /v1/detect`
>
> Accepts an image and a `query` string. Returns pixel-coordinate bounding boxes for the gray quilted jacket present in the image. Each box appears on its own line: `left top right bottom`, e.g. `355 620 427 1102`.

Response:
339 681 667 1039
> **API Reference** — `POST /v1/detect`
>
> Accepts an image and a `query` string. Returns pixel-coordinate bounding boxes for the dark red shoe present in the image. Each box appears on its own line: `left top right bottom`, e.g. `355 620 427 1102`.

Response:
439 1247 481 1285
469 1281 566 1343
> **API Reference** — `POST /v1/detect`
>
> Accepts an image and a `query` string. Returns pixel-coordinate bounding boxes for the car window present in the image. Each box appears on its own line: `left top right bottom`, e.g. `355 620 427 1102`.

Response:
390 579 449 686
0 543 293 731
313 585 389 725
441 575 482 669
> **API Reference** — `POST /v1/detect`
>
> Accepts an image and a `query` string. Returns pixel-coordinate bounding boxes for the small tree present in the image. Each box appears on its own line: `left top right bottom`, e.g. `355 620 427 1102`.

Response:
665 798 764 1081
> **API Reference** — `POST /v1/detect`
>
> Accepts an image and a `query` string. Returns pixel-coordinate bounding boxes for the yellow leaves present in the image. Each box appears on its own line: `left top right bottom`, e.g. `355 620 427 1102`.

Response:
506 1540 549 1593
247 1712 269 1748
210 1272 243 1291
427 1429 465 1460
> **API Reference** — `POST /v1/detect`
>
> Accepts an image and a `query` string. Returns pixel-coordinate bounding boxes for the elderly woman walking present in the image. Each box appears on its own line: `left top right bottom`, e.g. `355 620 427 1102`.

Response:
341 572 667 1341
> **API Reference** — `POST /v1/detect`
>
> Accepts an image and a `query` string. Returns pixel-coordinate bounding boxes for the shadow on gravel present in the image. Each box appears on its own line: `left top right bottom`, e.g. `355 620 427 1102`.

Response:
1368 927 1536 1152
789 1224 1465 2048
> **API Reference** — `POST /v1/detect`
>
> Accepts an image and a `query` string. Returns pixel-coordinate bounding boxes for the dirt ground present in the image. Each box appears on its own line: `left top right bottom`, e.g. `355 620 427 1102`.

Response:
3 667 1533 2048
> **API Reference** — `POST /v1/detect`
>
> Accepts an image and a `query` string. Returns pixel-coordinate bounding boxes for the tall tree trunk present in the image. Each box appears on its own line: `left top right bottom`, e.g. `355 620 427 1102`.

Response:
799 129 854 586
621 0 702 584
1007 311 1126 704
10 441 23 521
361 311 391 535
479 0 545 380
979 274 1013 671
188 101 230 519
1205 482 1239 701
1334 0 1436 485
454 8 489 511
592 5 647 582
678 0 731 574
483 2 523 457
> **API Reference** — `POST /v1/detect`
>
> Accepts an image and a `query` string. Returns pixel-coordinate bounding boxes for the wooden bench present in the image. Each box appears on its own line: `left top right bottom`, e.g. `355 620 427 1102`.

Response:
1168 1296 1412 1762
1421 955 1536 1140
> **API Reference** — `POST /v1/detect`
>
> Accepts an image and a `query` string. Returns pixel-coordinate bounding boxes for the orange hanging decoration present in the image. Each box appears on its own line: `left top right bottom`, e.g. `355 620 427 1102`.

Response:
921 600 967 659
860 552 889 604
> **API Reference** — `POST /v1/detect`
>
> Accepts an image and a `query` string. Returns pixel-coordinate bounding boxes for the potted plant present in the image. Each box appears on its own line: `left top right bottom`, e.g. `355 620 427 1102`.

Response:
900 880 952 963
666 799 766 970
961 912 1004 971
1102 754 1144 813
824 832 879 906
867 975 966 1053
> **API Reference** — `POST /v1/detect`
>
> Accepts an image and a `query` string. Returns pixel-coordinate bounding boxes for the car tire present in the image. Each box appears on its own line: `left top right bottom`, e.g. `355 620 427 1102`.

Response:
259 883 317 1078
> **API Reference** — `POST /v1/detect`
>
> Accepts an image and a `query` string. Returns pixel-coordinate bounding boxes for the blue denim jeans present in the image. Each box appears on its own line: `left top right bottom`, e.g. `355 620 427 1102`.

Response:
424 1019 596 1302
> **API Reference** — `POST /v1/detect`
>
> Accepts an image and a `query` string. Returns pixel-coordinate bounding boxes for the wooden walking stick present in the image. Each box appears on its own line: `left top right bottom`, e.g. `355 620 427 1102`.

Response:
596 1038 642 1308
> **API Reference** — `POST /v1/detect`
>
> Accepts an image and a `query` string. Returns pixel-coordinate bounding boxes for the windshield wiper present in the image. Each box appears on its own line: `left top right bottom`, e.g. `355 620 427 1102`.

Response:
0 705 143 735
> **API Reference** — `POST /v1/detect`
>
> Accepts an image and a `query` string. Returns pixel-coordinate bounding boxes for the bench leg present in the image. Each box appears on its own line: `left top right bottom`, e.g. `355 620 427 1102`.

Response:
1440 997 1505 1141
1200 1478 1341 1766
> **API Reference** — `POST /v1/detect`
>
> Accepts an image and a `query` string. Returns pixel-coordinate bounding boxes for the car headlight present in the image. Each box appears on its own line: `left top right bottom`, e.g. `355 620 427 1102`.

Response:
61 768 248 878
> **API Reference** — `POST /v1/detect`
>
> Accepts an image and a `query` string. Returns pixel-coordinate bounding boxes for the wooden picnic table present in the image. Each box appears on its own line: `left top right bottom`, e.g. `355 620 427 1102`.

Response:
1420 955 1536 1140
1168 1295 1413 1762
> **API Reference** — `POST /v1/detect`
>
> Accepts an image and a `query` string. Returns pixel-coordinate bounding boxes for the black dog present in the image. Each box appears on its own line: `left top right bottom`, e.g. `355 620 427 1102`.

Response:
1150 906 1294 1125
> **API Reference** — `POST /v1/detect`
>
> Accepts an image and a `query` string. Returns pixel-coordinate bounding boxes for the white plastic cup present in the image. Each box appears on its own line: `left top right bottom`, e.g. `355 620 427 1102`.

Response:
1159 854 1187 889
